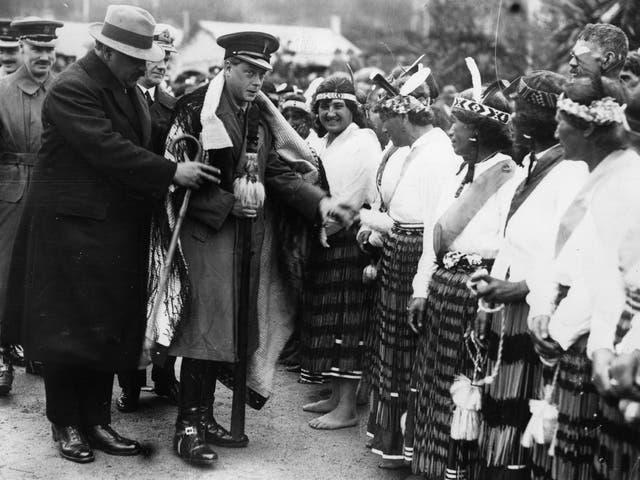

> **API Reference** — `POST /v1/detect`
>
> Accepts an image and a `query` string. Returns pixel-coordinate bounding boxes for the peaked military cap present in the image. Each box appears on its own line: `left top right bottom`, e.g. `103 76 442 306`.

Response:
11 17 63 47
217 31 279 72
0 19 19 48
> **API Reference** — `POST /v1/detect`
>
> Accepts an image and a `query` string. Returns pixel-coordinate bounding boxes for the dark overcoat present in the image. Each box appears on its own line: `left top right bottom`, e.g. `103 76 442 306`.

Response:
148 85 176 154
167 86 325 363
2 50 176 371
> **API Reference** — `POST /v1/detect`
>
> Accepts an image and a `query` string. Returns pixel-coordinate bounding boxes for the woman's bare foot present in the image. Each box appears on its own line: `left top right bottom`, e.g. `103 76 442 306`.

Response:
308 404 357 430
302 397 339 413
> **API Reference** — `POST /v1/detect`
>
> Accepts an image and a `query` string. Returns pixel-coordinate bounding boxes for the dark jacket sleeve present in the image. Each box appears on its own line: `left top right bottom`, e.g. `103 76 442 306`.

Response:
43 75 176 201
265 148 327 221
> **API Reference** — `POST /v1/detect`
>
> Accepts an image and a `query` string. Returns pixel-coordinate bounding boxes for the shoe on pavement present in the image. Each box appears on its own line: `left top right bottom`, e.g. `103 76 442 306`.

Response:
85 424 141 456
51 424 94 463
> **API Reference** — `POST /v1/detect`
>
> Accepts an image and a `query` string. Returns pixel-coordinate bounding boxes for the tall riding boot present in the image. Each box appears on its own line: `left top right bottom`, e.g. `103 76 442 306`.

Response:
199 362 249 448
173 358 217 465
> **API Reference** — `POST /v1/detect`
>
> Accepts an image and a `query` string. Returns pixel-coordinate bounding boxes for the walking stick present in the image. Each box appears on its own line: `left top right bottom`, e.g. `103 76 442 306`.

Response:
143 134 202 368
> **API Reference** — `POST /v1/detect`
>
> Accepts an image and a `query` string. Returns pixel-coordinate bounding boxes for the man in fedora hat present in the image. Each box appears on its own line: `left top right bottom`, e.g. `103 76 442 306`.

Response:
115 23 181 413
162 30 354 465
0 16 63 394
0 19 21 78
2 5 220 464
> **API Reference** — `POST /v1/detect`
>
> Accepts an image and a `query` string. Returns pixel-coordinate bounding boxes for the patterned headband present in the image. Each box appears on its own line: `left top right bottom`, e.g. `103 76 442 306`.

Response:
314 92 358 103
517 78 559 109
452 96 511 125
281 100 311 114
377 94 431 116
557 94 628 128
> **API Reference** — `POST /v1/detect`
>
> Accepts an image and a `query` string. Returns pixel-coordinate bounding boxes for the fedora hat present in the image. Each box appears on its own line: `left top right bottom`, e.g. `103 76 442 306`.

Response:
89 5 163 62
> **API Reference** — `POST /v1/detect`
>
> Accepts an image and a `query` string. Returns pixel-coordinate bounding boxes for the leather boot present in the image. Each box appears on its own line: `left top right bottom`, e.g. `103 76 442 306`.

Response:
199 363 249 448
174 358 217 465
0 359 14 396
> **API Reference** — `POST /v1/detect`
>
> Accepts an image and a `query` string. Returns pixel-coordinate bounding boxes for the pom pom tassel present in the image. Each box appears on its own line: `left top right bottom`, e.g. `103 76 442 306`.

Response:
233 152 265 209
450 375 482 441
520 367 560 456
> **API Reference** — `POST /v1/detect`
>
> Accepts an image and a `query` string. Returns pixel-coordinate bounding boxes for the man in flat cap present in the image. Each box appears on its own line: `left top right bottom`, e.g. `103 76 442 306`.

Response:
2 5 219 464
115 23 181 414
163 31 353 465
0 19 21 78
0 17 63 394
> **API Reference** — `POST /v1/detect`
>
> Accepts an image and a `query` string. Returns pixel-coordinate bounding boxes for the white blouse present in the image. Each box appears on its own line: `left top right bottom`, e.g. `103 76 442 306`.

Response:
527 149 640 354
317 122 380 214
491 156 589 286
412 152 524 298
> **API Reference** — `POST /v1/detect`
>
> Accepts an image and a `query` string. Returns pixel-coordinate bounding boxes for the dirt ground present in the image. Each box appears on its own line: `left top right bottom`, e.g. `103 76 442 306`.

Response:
0 364 409 480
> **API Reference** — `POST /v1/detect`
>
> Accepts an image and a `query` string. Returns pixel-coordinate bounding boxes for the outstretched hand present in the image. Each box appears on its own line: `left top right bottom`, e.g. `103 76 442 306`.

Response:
318 197 356 228
468 270 529 303
408 297 427 335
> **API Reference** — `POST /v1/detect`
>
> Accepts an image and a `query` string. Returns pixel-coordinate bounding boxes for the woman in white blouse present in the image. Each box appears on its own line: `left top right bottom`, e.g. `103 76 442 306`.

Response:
359 81 458 468
527 76 638 480
406 85 519 480
470 71 589 480
299 75 381 430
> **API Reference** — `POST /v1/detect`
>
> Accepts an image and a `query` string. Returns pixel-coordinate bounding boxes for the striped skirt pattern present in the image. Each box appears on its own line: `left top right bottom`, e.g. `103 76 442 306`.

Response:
479 301 542 467
552 337 598 480
530 366 559 480
409 266 481 479
300 227 371 383
367 225 423 460
593 307 640 480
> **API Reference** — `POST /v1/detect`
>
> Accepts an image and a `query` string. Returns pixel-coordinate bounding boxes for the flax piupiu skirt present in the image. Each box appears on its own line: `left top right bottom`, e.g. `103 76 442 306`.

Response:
367 224 423 460
300 227 371 383
408 264 484 479
479 300 542 468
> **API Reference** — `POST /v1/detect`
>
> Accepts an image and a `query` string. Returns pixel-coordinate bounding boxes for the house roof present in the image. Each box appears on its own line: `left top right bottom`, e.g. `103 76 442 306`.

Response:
176 20 361 75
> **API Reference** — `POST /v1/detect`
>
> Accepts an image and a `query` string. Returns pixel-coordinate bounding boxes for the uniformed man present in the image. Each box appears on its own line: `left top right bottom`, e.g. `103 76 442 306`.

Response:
115 23 180 413
0 19 21 78
164 31 353 466
0 17 63 395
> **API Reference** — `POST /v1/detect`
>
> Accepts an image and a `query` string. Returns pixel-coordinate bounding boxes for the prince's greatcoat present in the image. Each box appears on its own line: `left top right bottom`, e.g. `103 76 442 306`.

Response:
167 86 325 363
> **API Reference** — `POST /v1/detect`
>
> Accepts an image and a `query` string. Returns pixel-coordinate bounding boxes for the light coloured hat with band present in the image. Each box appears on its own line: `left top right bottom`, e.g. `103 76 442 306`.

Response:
154 23 177 54
0 19 19 48
217 31 279 72
11 17 63 48
89 5 163 62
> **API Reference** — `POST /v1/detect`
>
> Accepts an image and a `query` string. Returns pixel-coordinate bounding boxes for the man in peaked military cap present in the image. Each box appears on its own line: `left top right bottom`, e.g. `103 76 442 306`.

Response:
0 17 62 396
163 31 354 465
0 19 21 78
115 23 181 413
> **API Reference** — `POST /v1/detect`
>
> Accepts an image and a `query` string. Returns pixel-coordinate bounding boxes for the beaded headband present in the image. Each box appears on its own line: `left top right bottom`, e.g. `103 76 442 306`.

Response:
281 99 311 114
557 94 628 127
452 96 511 125
517 78 559 109
314 92 357 103
377 94 430 116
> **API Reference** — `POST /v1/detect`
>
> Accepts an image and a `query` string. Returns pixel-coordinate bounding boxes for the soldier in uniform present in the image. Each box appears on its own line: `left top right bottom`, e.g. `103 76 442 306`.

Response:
0 19 21 78
0 17 63 395
115 23 180 413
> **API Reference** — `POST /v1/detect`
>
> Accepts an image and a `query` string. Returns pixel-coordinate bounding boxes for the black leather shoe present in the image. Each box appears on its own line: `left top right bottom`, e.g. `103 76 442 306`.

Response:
154 379 179 404
0 362 13 396
85 425 141 456
174 420 218 465
202 419 249 448
25 360 42 375
51 425 94 463
115 388 140 413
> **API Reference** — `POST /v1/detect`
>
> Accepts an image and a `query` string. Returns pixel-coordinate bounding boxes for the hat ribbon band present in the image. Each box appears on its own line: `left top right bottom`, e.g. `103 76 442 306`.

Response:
101 22 153 50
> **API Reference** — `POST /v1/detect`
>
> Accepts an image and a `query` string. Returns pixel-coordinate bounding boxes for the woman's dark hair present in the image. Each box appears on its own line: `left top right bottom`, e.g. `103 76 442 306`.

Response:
453 88 513 153
561 75 629 150
312 73 365 136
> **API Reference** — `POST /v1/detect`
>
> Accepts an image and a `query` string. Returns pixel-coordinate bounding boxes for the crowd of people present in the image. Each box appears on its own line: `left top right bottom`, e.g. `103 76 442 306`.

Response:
1 4 640 480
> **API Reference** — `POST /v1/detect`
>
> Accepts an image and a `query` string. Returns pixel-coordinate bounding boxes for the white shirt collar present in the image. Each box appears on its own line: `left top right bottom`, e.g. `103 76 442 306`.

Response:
137 84 156 99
